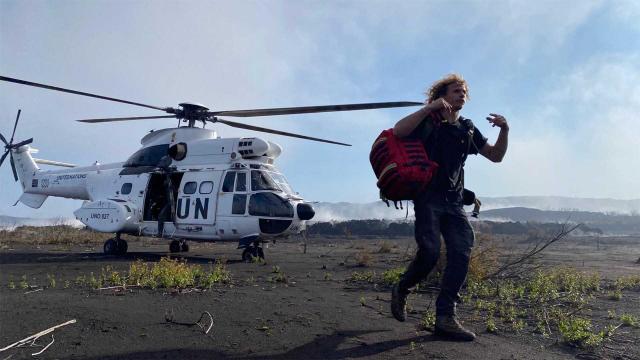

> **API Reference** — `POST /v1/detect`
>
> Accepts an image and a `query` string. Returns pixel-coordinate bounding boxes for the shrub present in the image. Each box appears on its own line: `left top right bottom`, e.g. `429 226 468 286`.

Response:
377 241 392 254
349 271 376 283
354 250 372 267
620 314 639 328
558 317 603 348
381 267 404 286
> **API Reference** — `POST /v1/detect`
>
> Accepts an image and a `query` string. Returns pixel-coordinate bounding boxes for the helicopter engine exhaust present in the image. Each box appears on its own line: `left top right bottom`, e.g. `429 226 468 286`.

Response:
296 203 315 220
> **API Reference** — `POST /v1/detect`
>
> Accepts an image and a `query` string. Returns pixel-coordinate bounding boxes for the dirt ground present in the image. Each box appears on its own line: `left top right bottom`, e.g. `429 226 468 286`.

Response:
0 234 638 359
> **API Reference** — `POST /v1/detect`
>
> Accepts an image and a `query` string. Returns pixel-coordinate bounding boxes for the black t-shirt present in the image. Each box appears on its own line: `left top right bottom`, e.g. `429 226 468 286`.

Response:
409 115 487 204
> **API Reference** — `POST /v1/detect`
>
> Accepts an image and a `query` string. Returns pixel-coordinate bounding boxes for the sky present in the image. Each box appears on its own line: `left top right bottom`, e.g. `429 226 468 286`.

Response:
1 0 639 219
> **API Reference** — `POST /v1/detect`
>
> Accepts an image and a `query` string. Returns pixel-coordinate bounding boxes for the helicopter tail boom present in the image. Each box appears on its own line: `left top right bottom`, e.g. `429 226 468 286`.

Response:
10 145 39 190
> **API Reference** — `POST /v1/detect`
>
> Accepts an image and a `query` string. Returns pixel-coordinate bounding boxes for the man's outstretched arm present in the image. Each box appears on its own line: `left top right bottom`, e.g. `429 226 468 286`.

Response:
479 113 509 163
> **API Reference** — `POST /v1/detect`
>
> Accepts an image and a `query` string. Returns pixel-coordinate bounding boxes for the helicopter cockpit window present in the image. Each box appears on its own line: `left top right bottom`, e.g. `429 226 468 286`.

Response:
123 144 170 167
199 181 213 194
121 183 132 195
268 172 294 195
222 171 236 192
232 194 247 215
249 192 293 218
236 172 247 192
251 170 280 192
183 181 197 195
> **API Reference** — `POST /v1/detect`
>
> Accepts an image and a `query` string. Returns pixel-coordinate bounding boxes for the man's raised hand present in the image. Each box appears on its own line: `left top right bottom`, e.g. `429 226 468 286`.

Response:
486 113 509 130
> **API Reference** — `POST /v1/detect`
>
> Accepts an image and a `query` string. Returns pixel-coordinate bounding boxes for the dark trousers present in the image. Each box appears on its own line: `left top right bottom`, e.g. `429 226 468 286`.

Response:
398 197 475 316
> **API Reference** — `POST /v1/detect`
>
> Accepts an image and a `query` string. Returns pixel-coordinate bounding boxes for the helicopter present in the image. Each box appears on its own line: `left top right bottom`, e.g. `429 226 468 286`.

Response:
1 75 421 261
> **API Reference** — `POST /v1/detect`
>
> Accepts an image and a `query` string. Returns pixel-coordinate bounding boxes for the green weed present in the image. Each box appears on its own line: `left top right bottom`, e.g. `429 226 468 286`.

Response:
381 267 404 286
558 318 604 348
620 314 639 328
47 273 56 288
349 271 376 283
19 275 28 290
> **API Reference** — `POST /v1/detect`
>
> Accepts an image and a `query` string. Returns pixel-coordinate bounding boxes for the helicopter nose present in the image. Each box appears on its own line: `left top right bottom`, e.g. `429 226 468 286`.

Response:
296 203 315 220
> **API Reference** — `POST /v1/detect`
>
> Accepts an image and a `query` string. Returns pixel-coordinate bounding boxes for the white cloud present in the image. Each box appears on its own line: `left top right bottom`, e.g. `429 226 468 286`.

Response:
469 53 640 198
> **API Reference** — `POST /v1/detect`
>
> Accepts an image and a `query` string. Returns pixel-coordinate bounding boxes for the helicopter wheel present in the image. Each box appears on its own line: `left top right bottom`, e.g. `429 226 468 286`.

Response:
180 240 189 252
103 239 117 255
169 240 181 253
115 239 128 255
242 245 265 262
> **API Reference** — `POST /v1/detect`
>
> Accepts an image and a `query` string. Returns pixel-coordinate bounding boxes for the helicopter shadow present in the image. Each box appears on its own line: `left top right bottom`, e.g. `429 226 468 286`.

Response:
79 329 437 360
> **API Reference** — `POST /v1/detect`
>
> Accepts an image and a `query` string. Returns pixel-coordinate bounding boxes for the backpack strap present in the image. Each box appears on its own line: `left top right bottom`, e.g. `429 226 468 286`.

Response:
462 118 479 154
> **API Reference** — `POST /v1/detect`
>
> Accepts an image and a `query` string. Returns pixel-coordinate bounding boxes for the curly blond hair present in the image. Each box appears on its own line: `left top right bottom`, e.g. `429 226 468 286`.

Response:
426 73 469 103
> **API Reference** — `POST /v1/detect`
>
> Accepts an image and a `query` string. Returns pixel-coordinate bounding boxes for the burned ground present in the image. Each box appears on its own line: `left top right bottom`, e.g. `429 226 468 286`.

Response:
0 232 639 359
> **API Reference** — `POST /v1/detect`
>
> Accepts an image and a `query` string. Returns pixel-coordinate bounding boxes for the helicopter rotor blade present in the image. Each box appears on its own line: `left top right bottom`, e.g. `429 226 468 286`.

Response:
10 109 21 144
0 132 7 146
77 115 177 123
0 76 169 112
11 138 33 148
0 151 8 168
10 153 18 181
210 101 423 118
216 118 351 146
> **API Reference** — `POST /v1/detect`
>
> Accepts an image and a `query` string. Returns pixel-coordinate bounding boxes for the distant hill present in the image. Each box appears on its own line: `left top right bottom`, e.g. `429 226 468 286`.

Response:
479 207 640 235
313 196 640 222
0 215 82 230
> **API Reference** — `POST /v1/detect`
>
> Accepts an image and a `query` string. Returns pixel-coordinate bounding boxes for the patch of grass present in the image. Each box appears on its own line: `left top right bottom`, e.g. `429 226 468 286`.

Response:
614 275 640 290
558 318 604 348
486 316 498 334
620 314 639 328
125 257 230 289
200 262 232 288
19 275 29 290
349 271 376 283
381 267 404 286
463 266 639 351
419 311 436 331
88 272 102 289
607 289 622 301
46 273 56 288
8 276 15 290
269 271 288 284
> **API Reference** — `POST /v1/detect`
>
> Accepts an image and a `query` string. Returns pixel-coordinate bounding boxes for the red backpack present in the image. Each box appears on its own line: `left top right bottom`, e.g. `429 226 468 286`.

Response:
369 124 439 203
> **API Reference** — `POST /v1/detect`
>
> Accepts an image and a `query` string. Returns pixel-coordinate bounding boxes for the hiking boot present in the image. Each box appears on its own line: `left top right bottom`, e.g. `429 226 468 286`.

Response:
434 315 476 341
391 284 408 322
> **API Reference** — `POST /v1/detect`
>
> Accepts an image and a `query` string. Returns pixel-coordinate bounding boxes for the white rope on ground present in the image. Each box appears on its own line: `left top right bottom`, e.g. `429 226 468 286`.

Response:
0 319 76 353
31 334 54 356
165 311 213 335
23 288 42 295
196 312 214 334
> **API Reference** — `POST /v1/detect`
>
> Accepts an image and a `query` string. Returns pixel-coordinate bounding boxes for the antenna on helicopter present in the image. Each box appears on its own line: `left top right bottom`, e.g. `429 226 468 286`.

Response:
1 75 423 146
1 109 33 181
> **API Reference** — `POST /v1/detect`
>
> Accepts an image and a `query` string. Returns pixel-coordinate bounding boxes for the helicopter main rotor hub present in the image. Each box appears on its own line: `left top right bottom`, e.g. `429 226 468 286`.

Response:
175 102 212 127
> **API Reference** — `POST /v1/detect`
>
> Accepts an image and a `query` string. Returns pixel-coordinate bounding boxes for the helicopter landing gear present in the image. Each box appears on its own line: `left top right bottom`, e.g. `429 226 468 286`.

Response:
242 244 265 262
169 239 189 253
104 234 128 255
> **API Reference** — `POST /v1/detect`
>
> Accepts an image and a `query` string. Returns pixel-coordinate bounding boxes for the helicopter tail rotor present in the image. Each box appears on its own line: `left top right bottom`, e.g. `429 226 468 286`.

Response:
1 109 34 181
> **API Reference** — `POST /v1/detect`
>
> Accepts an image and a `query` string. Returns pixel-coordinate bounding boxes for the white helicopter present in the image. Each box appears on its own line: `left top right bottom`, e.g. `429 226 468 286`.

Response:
1 75 421 261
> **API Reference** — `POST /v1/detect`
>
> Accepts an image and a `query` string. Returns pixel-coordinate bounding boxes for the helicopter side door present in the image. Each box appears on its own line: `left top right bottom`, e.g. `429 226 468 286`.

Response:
174 170 222 228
